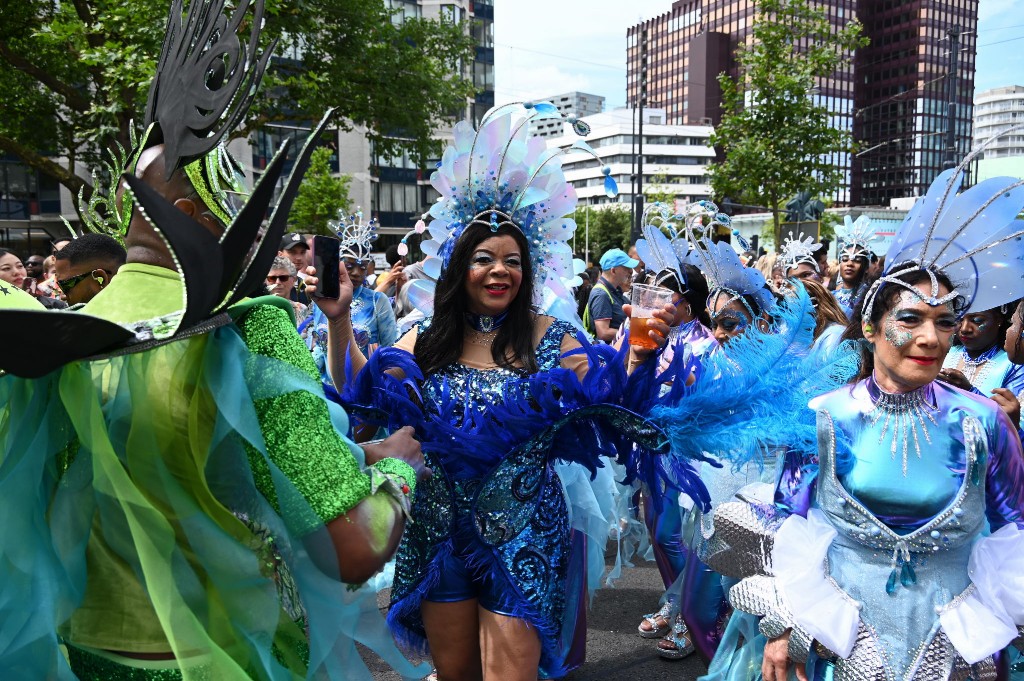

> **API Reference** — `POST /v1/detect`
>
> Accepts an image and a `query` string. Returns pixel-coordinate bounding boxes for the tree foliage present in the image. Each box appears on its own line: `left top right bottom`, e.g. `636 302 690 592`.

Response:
573 205 632 263
0 0 476 204
708 0 868 251
289 147 352 236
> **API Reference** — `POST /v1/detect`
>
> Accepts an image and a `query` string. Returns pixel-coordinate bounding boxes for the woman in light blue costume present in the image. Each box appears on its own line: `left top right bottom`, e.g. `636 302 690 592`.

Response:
939 303 1024 424
320 103 712 680
305 210 398 383
831 216 880 319
714 158 1024 681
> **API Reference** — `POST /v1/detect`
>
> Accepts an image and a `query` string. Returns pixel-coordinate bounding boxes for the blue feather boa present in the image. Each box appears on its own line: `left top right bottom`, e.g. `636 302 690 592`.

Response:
337 334 716 512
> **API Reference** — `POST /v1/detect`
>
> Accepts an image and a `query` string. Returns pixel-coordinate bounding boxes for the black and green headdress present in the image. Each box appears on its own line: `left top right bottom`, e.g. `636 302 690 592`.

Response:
75 0 272 243
0 0 334 377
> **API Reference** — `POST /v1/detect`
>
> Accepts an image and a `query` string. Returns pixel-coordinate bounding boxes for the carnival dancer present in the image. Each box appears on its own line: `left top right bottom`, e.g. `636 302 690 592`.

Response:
0 1 428 679
624 206 718 653
305 210 398 383
322 103 711 680
938 303 1024 425
643 206 864 665
831 215 879 318
720 159 1024 681
778 232 824 284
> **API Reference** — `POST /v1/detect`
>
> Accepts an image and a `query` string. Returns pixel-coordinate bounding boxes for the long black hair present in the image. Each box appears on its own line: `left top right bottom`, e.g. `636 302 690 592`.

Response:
416 222 538 377
842 266 966 382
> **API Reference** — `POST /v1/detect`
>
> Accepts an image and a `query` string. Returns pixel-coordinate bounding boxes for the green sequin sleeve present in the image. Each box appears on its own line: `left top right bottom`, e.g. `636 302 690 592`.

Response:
236 303 371 533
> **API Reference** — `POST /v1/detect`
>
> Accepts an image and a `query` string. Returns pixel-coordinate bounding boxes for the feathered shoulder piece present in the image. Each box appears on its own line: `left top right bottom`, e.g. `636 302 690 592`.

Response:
863 126 1024 319
650 283 860 471
779 232 822 275
417 103 612 320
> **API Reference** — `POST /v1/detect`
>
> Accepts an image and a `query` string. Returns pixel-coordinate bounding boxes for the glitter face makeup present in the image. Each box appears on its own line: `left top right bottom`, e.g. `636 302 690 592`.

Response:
870 285 958 393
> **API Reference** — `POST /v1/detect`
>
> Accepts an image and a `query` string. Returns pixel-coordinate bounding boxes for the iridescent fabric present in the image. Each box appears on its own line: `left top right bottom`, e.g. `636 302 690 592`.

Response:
718 377 1024 681
0 312 423 680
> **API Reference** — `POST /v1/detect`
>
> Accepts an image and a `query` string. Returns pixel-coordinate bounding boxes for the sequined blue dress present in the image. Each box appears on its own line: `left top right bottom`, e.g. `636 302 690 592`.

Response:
387 319 596 676
719 377 1024 681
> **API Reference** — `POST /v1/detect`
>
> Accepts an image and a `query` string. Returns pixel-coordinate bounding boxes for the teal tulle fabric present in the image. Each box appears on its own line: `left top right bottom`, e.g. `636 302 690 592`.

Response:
0 325 425 680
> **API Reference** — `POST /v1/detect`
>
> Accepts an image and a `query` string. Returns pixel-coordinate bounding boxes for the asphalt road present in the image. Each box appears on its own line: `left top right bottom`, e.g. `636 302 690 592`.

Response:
365 559 708 680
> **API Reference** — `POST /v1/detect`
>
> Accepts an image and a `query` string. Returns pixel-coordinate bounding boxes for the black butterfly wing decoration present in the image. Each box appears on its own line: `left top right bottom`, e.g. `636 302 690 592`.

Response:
145 0 275 179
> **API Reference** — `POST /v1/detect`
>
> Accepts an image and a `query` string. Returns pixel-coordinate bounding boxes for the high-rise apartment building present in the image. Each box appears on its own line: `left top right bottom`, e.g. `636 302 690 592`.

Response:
530 92 606 138
626 0 979 207
973 85 1024 158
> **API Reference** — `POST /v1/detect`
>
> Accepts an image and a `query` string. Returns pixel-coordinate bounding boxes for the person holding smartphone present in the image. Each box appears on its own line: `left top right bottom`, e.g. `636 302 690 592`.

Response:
304 217 398 385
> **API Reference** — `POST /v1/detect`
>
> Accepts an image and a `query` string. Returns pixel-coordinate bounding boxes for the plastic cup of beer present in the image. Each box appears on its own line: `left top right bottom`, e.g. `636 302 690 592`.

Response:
629 283 674 349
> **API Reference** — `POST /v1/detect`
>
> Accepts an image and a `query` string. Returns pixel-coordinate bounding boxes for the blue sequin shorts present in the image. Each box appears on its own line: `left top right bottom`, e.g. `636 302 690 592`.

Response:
423 542 520 617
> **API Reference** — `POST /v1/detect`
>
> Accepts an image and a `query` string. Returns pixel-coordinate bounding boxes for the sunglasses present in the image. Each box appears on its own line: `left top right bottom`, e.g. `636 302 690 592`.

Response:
266 274 294 284
57 271 95 294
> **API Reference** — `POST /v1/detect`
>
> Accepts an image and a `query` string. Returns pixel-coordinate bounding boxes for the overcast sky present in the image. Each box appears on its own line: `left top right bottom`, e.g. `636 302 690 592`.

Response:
493 0 1024 111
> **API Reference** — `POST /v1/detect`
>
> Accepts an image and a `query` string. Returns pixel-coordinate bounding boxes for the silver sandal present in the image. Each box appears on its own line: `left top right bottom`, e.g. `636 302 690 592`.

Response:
637 602 673 639
657 615 695 660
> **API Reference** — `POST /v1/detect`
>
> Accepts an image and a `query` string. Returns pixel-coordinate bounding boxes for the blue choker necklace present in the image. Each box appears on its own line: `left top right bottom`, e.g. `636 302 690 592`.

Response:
465 311 508 333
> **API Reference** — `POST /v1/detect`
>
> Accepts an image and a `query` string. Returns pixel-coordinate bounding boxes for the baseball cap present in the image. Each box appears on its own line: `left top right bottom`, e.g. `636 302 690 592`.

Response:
599 248 640 271
280 233 308 251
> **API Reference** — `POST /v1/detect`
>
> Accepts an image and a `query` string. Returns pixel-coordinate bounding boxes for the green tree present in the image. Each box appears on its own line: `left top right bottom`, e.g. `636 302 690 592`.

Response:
643 169 676 207
574 205 632 263
0 0 476 203
708 0 868 251
289 147 352 236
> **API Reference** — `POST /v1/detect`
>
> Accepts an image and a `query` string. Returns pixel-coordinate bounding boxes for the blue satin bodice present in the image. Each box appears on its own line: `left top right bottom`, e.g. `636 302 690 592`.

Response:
789 376 1024 534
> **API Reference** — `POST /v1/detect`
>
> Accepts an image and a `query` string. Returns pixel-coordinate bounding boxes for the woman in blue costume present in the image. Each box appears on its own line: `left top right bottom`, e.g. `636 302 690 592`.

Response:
621 208 718 654
320 104 707 680
716 161 1024 681
938 303 1024 426
831 216 880 319
305 210 399 383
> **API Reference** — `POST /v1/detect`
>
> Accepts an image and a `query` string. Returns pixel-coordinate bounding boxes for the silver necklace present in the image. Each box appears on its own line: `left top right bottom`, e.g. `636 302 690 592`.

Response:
865 382 938 476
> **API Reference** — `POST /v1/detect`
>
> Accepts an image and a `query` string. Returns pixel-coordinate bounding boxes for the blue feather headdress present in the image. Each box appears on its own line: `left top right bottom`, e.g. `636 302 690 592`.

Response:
679 200 776 319
862 127 1024 320
417 103 614 320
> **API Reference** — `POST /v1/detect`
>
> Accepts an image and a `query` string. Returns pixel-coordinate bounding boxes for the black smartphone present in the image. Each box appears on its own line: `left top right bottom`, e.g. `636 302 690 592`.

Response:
312 235 341 299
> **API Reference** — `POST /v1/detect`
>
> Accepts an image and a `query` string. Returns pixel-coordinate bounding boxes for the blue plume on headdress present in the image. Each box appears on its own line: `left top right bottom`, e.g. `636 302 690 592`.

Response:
650 284 860 473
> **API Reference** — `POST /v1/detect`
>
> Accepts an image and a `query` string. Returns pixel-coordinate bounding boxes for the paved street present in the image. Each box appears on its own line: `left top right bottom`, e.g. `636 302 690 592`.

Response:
366 559 708 680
